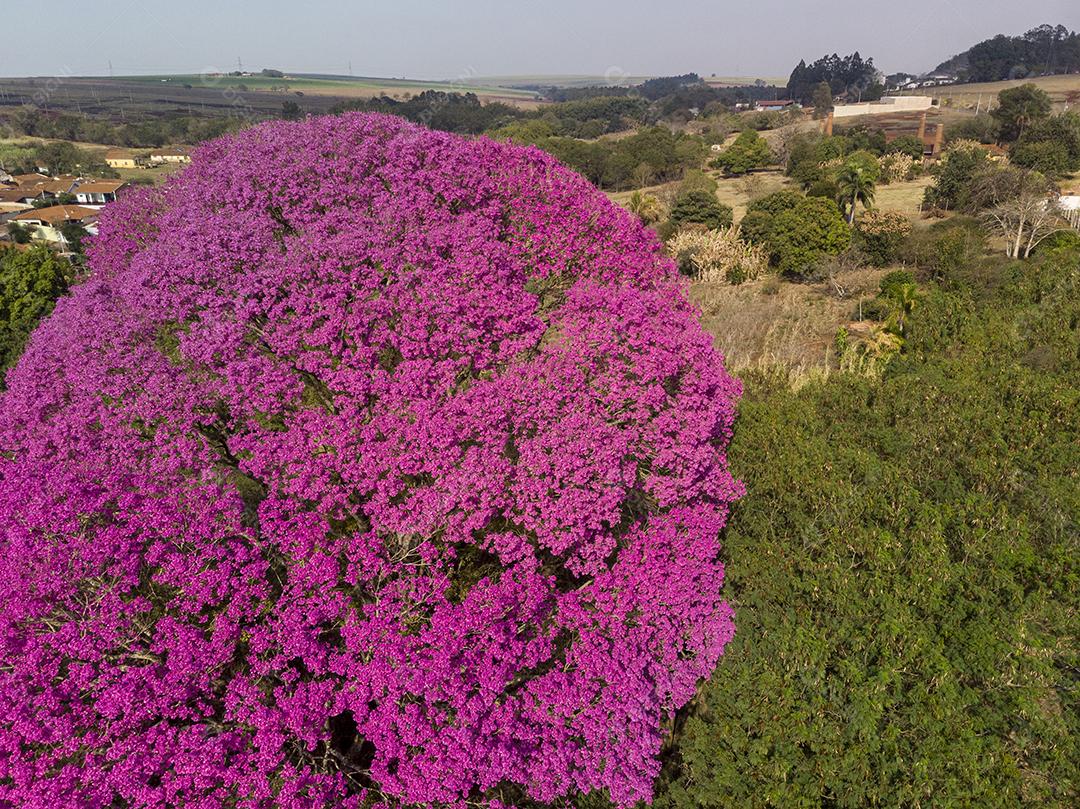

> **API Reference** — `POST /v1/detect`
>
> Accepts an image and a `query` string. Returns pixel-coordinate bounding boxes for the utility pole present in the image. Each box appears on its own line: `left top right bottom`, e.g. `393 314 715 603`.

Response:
108 60 113 78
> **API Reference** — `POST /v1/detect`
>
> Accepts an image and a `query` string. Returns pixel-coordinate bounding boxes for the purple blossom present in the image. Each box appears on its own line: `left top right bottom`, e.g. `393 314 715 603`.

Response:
0 113 742 807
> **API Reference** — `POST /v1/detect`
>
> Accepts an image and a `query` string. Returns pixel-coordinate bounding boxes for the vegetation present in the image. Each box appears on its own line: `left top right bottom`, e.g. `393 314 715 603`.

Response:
992 83 1052 141
935 23 1080 82
669 190 734 230
711 130 774 175
0 245 70 379
853 209 912 265
766 196 851 276
667 226 769 284
787 53 881 104
656 246 1080 808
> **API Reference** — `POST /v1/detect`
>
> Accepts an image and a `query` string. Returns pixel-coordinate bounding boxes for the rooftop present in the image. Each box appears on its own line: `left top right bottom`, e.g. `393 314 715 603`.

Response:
13 205 100 225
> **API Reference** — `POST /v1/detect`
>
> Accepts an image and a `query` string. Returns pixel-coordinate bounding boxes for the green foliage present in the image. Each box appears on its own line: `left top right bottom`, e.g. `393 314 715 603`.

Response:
711 130 774 175
923 142 990 211
945 115 1000 144
853 210 912 266
991 83 1052 142
669 191 734 231
767 196 851 276
885 135 924 160
6 223 32 245
1010 140 1072 177
656 252 1080 808
836 156 878 222
811 82 834 117
1011 112 1080 176
0 246 71 377
738 190 804 245
902 221 987 281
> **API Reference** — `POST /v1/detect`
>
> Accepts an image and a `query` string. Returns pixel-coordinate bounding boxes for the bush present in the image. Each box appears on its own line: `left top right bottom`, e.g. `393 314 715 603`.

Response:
923 140 990 211
854 210 913 266
0 114 745 807
886 134 925 160
655 258 1079 808
1009 139 1072 177
0 245 70 378
767 196 851 277
902 223 987 280
669 190 734 230
710 129 774 175
666 226 770 284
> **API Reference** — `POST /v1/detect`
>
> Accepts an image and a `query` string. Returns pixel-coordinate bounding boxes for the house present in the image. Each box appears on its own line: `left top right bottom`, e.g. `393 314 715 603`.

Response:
149 147 192 165
74 180 128 208
756 99 797 112
11 205 99 245
105 149 141 169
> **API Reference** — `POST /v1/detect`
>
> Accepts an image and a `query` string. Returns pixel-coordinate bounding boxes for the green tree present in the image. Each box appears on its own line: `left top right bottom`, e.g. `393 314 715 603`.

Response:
766 196 851 276
811 81 834 118
992 83 1052 141
836 159 877 223
668 190 733 231
654 252 1080 809
886 135 925 160
625 190 664 225
711 130 774 175
0 245 71 375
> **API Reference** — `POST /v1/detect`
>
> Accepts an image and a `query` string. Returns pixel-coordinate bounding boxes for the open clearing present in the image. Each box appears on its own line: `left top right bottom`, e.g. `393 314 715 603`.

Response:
691 266 890 373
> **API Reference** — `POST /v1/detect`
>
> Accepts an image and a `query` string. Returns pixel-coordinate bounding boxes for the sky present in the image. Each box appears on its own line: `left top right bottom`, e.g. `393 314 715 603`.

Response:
2 0 1078 81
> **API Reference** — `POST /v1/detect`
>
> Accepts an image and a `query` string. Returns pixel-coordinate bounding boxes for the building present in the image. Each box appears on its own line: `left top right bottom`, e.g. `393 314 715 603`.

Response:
11 205 99 245
756 99 797 112
832 95 935 119
105 149 141 169
74 180 128 208
149 147 192 165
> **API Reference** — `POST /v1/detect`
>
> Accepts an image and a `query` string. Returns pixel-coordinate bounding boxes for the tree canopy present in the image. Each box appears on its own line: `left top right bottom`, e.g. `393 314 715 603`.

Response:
0 113 744 808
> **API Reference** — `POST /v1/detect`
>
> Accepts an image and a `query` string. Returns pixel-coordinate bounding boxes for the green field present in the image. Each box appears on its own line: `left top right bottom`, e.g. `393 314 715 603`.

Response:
117 73 542 102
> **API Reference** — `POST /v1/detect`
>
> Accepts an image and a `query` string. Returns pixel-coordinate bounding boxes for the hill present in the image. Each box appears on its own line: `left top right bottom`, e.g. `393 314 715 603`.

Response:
933 23 1080 82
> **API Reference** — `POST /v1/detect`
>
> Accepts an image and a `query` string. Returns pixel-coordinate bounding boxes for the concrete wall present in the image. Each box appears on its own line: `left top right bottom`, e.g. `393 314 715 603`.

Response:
832 96 934 119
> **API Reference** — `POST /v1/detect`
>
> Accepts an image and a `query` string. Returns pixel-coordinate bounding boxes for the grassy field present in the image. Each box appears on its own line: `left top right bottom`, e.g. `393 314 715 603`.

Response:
892 73 1080 112
121 73 542 105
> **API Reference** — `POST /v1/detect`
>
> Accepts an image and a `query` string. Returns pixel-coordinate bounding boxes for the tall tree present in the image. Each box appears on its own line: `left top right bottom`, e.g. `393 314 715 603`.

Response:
991 83 1052 141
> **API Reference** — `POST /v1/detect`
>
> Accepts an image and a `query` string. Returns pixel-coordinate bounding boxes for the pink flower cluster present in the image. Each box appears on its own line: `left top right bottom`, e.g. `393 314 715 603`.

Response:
0 113 742 808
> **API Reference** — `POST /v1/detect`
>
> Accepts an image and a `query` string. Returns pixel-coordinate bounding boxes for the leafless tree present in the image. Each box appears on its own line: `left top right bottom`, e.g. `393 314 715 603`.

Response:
982 194 1068 258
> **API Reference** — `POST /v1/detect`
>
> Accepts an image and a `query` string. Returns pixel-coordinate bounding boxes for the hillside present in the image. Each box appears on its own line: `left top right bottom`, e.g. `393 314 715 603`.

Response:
932 23 1080 82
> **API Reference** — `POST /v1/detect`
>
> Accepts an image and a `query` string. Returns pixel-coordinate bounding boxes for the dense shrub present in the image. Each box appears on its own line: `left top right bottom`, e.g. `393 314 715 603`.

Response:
656 253 1080 808
767 196 851 276
669 190 734 230
853 210 912 265
738 190 804 245
923 140 990 211
710 130 774 175
0 245 71 379
885 134 925 160
0 114 745 807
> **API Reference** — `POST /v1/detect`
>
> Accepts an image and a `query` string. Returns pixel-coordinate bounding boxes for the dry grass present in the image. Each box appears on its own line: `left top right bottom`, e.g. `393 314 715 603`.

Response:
690 267 890 375
892 74 1080 113
874 175 934 222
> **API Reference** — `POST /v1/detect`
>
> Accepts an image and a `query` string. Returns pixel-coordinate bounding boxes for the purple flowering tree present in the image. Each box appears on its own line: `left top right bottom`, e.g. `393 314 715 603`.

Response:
0 114 742 808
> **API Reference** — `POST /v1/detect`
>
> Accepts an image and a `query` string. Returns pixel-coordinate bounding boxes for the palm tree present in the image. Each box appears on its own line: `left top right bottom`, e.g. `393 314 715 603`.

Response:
626 191 664 225
836 164 876 224
884 282 920 337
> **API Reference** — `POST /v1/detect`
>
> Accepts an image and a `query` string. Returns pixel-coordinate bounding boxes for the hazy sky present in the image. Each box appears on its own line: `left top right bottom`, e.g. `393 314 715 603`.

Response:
2 1 1077 80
